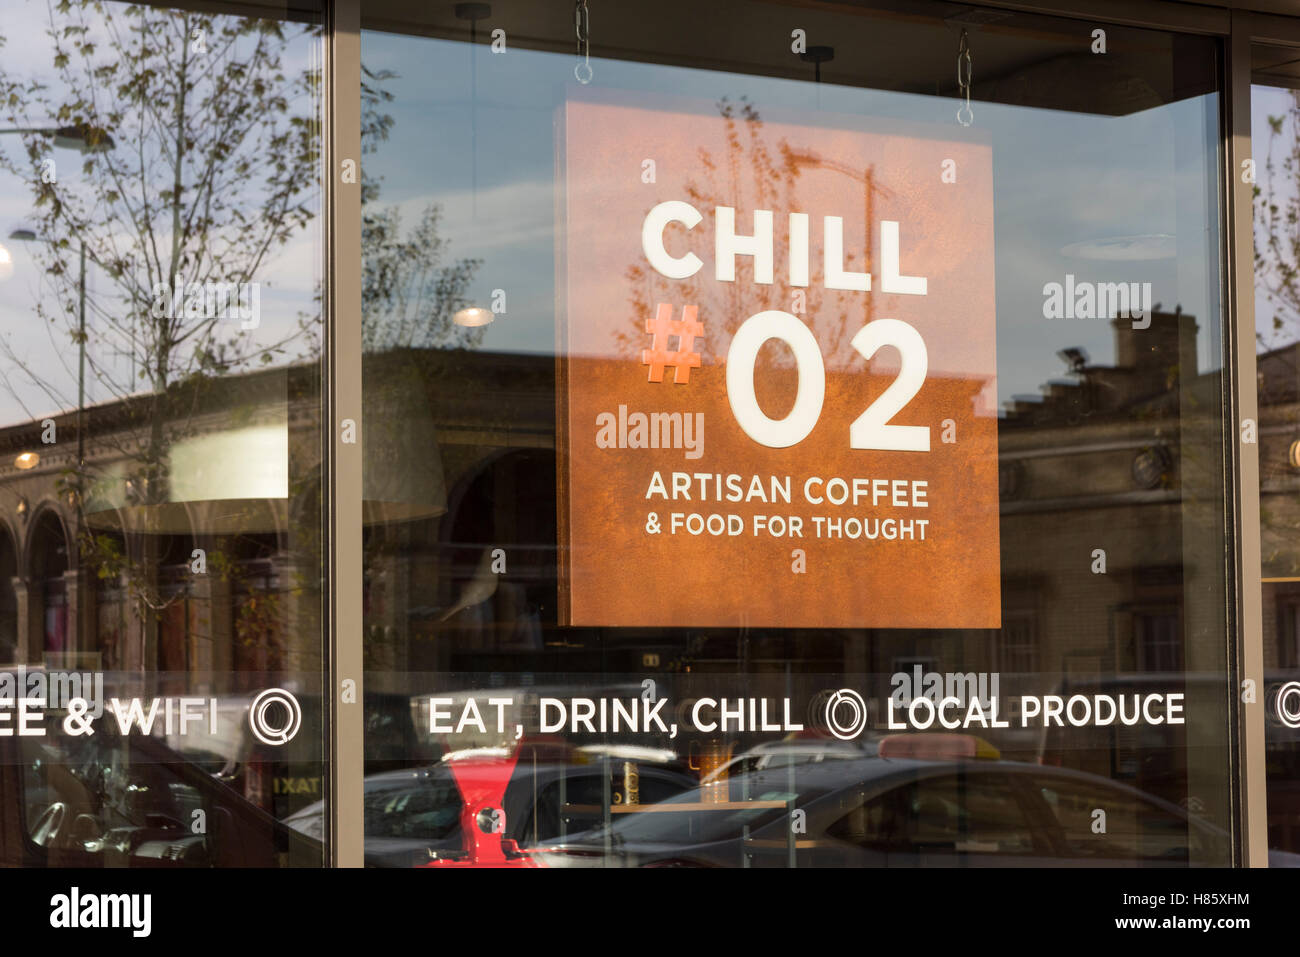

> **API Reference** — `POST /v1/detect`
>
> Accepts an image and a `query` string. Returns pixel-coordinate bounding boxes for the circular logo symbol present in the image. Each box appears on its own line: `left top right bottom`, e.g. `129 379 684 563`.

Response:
249 688 302 746
825 688 867 741
1276 681 1300 729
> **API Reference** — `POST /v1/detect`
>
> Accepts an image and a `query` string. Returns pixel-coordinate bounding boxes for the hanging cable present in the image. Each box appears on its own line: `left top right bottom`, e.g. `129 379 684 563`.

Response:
956 29 973 127
575 0 592 84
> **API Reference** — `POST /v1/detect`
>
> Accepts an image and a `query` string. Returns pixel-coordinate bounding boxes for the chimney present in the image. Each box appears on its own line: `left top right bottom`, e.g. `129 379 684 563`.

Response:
1113 307 1198 385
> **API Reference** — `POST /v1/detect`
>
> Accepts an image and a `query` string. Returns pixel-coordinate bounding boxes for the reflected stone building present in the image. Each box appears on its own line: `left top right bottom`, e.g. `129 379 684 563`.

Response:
1 308 1297 840
0 310 1273 691
0 365 323 691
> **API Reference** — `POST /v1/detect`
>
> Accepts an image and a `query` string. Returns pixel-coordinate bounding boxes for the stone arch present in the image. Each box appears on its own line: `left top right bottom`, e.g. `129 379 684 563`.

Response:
22 502 71 580
25 505 71 659
0 520 18 664
430 447 557 665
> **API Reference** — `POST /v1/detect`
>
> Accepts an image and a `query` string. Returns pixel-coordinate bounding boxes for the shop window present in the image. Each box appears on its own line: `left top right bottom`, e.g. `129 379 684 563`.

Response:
827 773 1041 857
995 612 1038 674
1276 598 1300 669
355 0 1231 868
0 0 1248 873
0 0 326 866
1032 777 1218 862
1133 610 1184 674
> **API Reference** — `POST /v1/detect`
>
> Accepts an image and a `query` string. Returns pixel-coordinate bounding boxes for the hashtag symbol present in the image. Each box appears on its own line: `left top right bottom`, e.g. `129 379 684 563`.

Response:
642 303 703 384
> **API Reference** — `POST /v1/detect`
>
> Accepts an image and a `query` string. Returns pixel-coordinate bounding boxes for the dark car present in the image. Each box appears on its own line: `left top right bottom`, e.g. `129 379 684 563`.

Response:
535 752 1289 868
0 720 323 868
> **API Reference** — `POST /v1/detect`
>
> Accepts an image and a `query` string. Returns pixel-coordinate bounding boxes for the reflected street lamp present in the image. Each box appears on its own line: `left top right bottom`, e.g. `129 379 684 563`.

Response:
9 229 90 495
0 124 115 153
453 306 493 328
2 120 116 484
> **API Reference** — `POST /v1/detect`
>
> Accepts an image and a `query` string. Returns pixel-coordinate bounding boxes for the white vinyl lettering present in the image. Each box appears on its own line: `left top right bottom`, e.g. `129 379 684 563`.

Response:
850 319 930 452
715 206 774 284
642 201 703 279
726 310 825 448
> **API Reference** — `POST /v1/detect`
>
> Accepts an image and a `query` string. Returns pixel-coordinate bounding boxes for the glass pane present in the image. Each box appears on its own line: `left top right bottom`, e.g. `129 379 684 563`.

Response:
1033 774 1222 862
358 0 1230 867
0 0 326 866
824 772 1042 860
1252 46 1300 863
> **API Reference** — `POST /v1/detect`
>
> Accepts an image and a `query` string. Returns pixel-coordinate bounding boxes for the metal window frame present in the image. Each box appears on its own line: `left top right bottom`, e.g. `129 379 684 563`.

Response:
1224 8 1265 871
315 0 1287 869
1224 5 1300 870
324 0 364 868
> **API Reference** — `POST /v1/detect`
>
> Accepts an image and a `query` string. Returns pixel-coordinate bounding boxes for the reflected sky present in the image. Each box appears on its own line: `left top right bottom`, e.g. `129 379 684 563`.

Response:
0 0 321 429
362 33 1222 409
1254 84 1300 353
0 16 1227 428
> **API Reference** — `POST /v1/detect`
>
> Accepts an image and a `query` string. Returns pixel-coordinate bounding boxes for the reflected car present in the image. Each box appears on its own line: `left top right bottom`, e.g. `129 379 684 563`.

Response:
536 746 1290 868
0 720 323 867
164 689 430 823
1039 671 1300 849
701 737 877 784
283 757 697 867
1037 673 1227 814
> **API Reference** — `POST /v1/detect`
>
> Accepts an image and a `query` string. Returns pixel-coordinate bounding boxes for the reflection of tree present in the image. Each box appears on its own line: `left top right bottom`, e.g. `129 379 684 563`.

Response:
620 97 861 365
357 64 484 670
0 2 319 625
1256 91 1300 353
360 64 481 353
1254 92 1300 576
0 2 318 433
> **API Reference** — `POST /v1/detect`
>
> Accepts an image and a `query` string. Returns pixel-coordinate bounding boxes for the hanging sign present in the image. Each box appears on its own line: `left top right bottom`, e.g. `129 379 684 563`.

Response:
557 93 1000 629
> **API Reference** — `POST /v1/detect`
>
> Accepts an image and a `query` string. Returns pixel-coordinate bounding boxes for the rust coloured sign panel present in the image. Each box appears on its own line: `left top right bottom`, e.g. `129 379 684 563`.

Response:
557 93 1000 629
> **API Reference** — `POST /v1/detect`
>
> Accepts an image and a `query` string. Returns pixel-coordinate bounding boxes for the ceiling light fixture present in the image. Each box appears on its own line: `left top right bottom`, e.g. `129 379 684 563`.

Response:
453 306 493 328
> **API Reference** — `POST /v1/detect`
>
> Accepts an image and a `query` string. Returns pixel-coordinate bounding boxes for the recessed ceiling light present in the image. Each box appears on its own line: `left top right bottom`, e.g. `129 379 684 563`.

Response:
453 307 493 328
